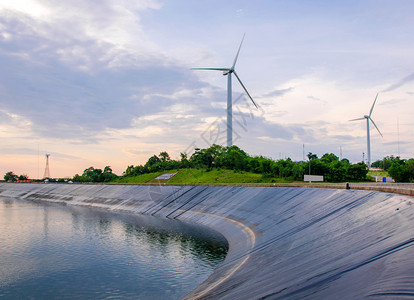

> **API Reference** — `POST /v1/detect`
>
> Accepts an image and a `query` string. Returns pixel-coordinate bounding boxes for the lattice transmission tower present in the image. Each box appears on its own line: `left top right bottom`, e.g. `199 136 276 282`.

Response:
43 154 50 179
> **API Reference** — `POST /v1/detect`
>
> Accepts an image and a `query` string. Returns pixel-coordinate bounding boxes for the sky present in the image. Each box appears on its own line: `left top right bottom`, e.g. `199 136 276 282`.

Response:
1 0 413 179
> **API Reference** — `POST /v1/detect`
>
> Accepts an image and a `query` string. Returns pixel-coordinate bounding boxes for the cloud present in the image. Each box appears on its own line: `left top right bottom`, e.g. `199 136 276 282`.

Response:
0 0 172 142
382 141 410 147
307 95 320 101
262 87 294 98
0 0 51 18
0 110 31 128
0 110 13 124
0 1 164 71
0 147 37 156
1 0 241 144
382 72 414 92
379 97 409 106
0 147 81 160
0 43 212 141
1 1 414 177
331 134 356 142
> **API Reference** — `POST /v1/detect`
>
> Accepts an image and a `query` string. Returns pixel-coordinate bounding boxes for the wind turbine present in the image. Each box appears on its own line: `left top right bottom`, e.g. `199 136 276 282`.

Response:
349 93 383 167
192 34 258 147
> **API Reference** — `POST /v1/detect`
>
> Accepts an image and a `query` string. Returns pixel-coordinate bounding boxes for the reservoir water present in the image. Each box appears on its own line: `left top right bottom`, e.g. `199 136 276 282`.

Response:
0 196 228 299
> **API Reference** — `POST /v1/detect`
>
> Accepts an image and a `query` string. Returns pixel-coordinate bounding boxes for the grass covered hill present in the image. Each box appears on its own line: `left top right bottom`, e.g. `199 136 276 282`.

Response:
114 168 295 185
71 144 413 184
113 145 371 184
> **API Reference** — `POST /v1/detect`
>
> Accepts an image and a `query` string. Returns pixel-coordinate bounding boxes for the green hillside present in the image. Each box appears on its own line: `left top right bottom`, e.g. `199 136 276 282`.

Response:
112 172 164 184
113 168 293 184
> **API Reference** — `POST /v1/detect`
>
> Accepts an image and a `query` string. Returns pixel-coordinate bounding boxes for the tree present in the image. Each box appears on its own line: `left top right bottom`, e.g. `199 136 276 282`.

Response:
18 174 29 180
180 152 191 168
292 163 305 180
144 155 161 171
215 146 248 170
321 153 339 164
388 159 410 182
258 156 274 175
82 167 111 182
326 161 346 182
407 159 414 181
83 167 94 177
101 166 117 182
306 152 319 176
307 152 318 161
310 159 329 176
190 145 224 169
132 165 145 175
72 174 89 182
347 163 368 181
371 155 398 170
247 156 261 173
159 151 171 162
4 171 18 181
124 165 134 176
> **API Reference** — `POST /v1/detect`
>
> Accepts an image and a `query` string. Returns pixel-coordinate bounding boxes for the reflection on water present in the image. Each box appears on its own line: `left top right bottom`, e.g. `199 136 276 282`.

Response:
0 197 228 299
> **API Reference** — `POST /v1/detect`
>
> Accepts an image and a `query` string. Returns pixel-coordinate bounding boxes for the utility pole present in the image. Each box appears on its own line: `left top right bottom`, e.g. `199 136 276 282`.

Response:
303 144 305 161
397 117 400 156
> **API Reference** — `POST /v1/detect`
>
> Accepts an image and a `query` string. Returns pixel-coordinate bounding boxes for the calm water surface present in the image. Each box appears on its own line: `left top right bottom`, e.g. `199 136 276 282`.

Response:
0 197 228 299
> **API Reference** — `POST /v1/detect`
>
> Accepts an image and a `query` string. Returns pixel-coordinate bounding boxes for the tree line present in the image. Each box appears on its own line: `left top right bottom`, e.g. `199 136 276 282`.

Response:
122 145 371 182
371 156 414 182
72 166 118 182
3 171 29 182
4 145 413 183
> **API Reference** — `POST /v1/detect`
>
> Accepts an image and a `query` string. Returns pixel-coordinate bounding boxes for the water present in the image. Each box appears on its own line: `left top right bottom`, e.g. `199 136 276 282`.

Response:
0 197 228 299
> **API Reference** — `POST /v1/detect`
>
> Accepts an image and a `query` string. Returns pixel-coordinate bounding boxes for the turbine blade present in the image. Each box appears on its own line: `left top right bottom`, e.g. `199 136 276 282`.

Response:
233 70 258 108
369 93 379 117
349 117 365 121
232 33 246 69
370 117 383 137
192 68 231 71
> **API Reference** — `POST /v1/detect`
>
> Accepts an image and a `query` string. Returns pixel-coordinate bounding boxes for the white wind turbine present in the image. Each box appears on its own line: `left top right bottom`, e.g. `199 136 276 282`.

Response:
349 93 383 167
192 34 258 147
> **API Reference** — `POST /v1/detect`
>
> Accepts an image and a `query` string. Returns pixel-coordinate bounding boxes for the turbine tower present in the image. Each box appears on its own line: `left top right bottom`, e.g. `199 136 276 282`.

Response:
349 93 383 167
192 34 258 147
43 154 50 179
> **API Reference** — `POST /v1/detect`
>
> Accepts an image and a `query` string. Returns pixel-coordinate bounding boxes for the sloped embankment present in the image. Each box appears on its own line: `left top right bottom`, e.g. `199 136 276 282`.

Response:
0 183 413 299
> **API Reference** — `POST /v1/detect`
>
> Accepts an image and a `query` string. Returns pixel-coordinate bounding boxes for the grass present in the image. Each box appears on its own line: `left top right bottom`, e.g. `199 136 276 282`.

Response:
112 172 164 184
111 169 385 185
166 169 292 184
111 168 295 184
368 170 390 178
167 169 260 184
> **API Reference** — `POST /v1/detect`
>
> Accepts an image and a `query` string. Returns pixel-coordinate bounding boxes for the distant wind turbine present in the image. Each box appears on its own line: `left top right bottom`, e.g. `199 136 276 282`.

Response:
349 93 383 167
192 34 258 147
